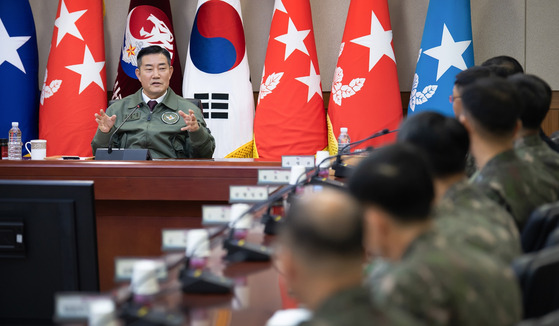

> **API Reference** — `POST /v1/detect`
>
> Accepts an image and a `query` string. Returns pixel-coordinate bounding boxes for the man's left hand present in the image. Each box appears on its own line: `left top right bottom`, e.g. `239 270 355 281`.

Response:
179 109 200 132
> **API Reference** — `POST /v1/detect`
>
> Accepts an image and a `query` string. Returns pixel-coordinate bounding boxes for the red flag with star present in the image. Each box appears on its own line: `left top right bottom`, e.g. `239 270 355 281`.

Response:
39 0 106 156
328 0 402 150
253 0 328 160
111 0 182 100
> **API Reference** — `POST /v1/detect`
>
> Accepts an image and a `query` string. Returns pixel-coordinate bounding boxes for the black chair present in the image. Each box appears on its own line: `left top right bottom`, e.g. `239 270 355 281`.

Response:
186 98 204 115
521 202 559 253
545 228 559 248
517 309 559 326
513 246 559 319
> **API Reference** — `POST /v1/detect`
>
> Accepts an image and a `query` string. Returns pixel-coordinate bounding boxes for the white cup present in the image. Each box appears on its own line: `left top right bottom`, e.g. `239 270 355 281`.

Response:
315 150 330 168
230 203 253 229
289 166 307 185
24 139 46 160
186 229 210 258
131 260 160 296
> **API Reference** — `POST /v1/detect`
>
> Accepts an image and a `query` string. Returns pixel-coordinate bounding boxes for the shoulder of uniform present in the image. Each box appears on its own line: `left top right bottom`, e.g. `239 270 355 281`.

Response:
108 91 143 112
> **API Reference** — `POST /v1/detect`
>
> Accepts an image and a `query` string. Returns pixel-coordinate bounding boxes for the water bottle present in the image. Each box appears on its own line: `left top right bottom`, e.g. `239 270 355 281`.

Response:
8 122 22 160
337 127 351 154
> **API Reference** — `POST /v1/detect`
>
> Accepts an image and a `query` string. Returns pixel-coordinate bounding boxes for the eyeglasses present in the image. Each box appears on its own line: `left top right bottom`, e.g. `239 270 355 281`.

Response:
449 95 461 103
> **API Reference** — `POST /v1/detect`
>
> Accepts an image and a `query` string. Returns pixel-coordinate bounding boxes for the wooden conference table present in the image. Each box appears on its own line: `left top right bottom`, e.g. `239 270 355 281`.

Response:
0 159 282 292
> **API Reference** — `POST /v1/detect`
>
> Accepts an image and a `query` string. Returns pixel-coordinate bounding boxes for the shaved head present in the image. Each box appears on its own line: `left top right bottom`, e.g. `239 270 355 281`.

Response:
279 188 365 270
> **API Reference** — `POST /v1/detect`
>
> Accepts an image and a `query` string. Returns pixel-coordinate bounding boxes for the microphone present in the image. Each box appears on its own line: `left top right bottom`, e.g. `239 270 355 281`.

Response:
107 104 142 154
332 128 398 178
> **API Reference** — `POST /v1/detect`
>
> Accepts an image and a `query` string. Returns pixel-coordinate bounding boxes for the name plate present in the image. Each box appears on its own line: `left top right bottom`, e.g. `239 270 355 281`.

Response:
114 257 167 282
258 169 291 185
54 293 113 321
202 205 231 225
229 186 269 203
161 229 189 251
281 155 315 168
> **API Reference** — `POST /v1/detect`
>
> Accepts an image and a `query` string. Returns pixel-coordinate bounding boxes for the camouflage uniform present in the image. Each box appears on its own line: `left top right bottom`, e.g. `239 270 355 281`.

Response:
515 134 559 181
434 179 521 263
465 152 477 177
299 286 421 326
470 149 559 231
369 230 522 326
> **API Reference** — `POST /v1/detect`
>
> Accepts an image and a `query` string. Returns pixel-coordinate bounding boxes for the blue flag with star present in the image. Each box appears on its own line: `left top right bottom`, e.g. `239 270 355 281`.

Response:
0 0 39 145
408 0 473 116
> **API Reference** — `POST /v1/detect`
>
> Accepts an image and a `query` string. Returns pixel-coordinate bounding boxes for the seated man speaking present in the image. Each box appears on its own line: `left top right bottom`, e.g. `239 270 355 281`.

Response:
91 46 215 159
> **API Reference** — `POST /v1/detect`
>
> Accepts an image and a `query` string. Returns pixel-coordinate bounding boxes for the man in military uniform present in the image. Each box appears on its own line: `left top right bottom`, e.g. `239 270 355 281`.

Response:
451 66 493 177
275 188 418 326
397 112 520 263
459 77 558 230
510 74 559 180
92 46 215 159
349 144 522 326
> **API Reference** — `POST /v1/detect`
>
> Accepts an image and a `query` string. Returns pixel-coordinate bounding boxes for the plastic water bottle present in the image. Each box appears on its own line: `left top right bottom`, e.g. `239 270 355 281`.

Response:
337 127 351 154
8 122 22 160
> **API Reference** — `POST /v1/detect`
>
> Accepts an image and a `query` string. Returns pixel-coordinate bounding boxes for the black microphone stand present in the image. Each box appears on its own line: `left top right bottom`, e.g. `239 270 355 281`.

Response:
331 129 398 178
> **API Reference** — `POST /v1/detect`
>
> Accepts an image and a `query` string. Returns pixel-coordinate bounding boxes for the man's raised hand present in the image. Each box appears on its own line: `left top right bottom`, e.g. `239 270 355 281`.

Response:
94 109 117 133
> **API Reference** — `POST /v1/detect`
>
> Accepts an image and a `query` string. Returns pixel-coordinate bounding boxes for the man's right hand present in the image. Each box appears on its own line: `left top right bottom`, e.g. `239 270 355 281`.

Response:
94 109 117 133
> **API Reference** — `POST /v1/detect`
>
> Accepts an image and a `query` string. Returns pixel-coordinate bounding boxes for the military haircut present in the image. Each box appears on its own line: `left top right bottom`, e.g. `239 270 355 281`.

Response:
348 144 434 223
508 74 552 130
137 45 172 68
455 66 493 88
461 77 521 138
481 55 524 77
398 112 469 178
280 189 364 263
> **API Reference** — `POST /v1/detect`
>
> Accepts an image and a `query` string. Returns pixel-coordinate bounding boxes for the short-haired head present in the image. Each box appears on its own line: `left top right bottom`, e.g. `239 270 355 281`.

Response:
398 112 469 178
279 188 364 267
508 74 552 130
348 144 434 223
455 66 493 88
137 46 171 68
460 77 521 139
481 55 524 77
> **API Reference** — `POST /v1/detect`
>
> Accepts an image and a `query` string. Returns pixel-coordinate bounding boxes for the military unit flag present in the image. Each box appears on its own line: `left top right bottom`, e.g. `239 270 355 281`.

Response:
183 0 254 158
39 0 107 156
407 0 474 116
112 0 182 100
328 0 402 150
0 0 39 146
253 0 328 160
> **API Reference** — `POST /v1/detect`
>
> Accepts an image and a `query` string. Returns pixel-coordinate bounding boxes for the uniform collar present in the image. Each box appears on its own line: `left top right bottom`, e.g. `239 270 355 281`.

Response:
141 89 167 105
514 133 545 149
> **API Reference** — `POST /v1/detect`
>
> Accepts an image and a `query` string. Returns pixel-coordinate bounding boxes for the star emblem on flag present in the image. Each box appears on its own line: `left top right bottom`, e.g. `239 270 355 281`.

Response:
0 19 31 73
274 18 310 60
65 45 105 94
54 0 87 47
350 10 395 71
424 24 471 81
125 44 136 57
295 62 322 102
